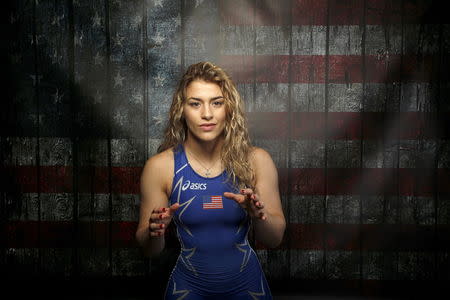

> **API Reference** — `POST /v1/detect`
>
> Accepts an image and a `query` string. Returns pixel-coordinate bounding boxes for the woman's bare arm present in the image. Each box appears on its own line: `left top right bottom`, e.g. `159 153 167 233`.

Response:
135 151 174 257
223 148 286 248
250 148 286 248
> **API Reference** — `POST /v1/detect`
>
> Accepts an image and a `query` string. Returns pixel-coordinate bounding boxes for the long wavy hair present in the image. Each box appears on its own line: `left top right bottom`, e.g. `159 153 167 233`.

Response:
158 61 254 189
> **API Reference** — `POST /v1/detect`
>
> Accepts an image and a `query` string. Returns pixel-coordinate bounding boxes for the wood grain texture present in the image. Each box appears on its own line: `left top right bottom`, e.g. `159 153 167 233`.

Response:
3 0 449 286
109 0 145 139
147 0 182 140
72 0 111 278
183 0 219 66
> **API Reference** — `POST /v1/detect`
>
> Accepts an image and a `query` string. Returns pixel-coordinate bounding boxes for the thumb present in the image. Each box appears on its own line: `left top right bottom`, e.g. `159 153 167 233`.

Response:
168 202 180 215
223 192 242 203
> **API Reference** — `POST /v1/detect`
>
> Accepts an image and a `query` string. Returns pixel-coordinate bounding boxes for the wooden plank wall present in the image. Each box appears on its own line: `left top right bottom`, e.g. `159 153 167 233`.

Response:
3 0 449 297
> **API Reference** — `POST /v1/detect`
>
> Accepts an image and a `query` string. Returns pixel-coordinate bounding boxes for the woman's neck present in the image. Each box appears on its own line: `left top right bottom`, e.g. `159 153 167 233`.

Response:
183 135 224 163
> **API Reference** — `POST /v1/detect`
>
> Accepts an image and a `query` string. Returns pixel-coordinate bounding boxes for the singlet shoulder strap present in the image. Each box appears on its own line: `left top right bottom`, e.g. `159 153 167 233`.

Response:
173 143 189 176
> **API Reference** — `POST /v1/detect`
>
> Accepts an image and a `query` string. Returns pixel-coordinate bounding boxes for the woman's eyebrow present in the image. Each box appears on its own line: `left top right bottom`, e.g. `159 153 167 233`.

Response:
210 96 224 100
188 96 224 101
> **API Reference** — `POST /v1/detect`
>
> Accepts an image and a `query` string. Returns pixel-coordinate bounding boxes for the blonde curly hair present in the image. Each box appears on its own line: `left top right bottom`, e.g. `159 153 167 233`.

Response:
158 61 254 189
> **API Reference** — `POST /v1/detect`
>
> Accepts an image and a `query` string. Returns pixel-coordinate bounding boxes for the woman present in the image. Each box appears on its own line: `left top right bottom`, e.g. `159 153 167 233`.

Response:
136 62 286 299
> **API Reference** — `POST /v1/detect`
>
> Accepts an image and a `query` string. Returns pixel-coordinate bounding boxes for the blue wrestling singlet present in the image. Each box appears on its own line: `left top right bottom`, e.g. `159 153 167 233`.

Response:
164 144 272 300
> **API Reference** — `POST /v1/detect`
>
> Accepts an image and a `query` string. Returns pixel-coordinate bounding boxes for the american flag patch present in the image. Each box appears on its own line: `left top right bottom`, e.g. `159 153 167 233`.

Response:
202 195 223 209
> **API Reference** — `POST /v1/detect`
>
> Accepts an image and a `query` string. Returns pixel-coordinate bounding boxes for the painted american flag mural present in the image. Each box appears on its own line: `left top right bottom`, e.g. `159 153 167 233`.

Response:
3 0 450 297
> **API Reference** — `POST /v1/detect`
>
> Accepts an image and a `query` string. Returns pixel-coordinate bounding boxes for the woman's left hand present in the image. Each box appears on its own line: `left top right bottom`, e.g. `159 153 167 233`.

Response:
224 188 266 220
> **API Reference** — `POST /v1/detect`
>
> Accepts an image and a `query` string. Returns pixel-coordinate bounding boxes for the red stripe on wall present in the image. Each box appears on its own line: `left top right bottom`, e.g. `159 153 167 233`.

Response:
3 221 449 251
220 55 436 83
262 224 450 251
0 221 138 248
248 112 449 140
2 166 141 194
3 166 449 196
279 168 450 196
220 0 428 25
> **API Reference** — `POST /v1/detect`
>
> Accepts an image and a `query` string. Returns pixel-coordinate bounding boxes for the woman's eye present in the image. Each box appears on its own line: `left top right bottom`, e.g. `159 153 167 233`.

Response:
189 102 200 107
213 101 223 107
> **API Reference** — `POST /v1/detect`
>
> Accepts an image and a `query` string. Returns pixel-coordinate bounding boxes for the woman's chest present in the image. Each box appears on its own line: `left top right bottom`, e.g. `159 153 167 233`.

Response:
169 175 246 227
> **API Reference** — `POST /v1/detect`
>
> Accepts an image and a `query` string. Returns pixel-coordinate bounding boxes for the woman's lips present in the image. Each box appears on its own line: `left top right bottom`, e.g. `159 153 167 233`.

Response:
200 124 216 131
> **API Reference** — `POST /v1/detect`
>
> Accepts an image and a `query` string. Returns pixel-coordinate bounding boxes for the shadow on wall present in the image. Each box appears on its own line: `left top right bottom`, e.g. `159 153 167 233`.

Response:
2 0 449 294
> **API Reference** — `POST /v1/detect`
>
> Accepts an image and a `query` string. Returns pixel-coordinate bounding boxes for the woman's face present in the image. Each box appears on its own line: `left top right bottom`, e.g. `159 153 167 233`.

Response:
183 80 226 144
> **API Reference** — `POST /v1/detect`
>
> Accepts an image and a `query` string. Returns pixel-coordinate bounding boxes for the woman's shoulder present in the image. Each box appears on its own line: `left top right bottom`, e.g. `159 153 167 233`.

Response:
142 147 175 177
248 146 278 181
248 146 273 165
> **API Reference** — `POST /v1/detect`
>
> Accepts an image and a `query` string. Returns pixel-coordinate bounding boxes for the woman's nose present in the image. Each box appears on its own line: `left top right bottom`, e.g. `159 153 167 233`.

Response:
201 105 213 119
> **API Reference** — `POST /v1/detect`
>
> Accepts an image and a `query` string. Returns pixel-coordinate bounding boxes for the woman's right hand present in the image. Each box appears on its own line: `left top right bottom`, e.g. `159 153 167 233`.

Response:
148 202 180 237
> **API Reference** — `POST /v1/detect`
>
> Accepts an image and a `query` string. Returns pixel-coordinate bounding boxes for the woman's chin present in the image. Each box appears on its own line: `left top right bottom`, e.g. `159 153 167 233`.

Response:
190 132 224 144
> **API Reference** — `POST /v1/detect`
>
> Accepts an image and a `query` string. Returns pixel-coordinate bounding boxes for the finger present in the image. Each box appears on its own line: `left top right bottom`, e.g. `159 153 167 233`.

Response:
151 212 167 221
150 230 165 237
149 207 167 221
240 188 254 196
150 223 165 230
153 207 165 213
254 201 260 208
149 212 168 222
250 193 259 202
254 200 264 208
149 213 162 223
260 212 266 220
167 202 180 215
223 192 245 203
153 205 180 222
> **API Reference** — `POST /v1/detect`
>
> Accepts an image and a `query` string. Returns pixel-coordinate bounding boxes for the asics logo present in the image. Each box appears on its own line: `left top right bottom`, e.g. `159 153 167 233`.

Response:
182 180 207 191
